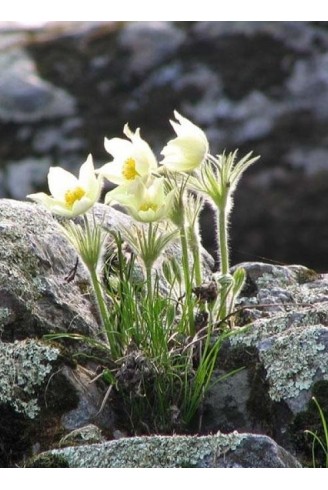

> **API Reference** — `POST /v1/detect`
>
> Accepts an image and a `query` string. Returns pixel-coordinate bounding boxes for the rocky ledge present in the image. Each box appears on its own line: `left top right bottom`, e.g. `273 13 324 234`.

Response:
1 198 327 467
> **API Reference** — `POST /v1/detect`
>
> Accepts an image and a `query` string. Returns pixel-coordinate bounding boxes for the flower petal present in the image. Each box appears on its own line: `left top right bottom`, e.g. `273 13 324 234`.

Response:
104 137 132 160
27 192 72 216
71 196 95 217
79 154 102 202
48 167 78 200
160 111 209 172
124 125 158 175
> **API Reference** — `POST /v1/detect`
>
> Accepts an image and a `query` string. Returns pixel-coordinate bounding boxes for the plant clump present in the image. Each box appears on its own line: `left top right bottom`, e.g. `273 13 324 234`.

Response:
27 111 259 434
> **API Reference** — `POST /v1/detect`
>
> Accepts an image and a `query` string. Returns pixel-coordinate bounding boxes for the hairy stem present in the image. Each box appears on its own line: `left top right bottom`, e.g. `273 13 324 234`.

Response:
218 205 230 275
180 226 194 335
89 266 119 359
188 226 202 287
216 201 230 322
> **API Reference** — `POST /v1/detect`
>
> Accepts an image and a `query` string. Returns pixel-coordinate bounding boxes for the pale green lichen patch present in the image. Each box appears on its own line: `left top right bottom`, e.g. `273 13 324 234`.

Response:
292 280 328 305
0 339 59 418
256 270 297 290
48 433 245 468
259 326 328 402
231 305 328 348
230 303 328 404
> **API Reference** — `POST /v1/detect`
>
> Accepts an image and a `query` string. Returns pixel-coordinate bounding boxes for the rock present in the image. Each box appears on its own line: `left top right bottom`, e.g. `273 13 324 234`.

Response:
0 197 214 466
0 47 75 123
6 157 51 199
3 196 328 466
0 21 328 269
27 432 301 468
0 339 61 419
117 22 186 76
0 199 99 340
0 337 81 467
203 262 328 465
0 199 214 341
0 199 118 464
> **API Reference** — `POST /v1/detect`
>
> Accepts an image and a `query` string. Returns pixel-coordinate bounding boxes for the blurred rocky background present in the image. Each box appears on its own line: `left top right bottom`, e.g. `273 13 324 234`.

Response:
1 21 328 271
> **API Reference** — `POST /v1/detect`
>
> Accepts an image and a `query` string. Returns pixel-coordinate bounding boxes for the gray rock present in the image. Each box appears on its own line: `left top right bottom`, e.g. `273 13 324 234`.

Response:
0 197 213 339
0 339 60 419
5 157 51 199
60 365 113 432
0 197 214 465
0 199 100 340
203 262 328 463
1 21 328 269
28 432 301 468
0 197 323 467
117 22 186 76
0 48 76 122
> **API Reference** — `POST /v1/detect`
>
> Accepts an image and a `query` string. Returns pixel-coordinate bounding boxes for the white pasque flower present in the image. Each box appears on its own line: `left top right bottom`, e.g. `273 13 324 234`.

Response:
27 155 102 217
160 111 209 172
106 177 175 223
98 124 157 185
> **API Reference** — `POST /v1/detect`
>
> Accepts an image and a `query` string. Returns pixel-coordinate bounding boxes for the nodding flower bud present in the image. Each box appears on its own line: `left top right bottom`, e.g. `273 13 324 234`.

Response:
160 111 209 172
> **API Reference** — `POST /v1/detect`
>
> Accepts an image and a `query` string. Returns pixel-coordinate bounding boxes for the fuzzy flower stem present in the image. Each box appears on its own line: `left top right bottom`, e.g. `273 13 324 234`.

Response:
218 204 230 275
216 201 230 322
188 225 202 287
180 226 194 336
88 265 119 359
145 222 154 303
80 214 119 358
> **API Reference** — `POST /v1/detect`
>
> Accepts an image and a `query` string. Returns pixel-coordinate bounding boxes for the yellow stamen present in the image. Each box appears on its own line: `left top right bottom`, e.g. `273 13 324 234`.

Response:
122 158 140 180
65 186 86 207
139 202 158 212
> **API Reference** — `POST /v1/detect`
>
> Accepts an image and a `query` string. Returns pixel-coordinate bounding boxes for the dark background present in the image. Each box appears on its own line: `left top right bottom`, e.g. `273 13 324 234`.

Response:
1 21 328 270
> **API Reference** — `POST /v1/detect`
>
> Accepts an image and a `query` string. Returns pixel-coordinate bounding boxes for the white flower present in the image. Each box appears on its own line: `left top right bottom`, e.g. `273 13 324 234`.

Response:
106 177 175 223
27 155 102 217
98 124 158 185
160 111 209 172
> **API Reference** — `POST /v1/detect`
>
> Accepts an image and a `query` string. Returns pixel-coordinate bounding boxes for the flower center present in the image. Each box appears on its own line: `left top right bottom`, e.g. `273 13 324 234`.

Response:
65 186 86 207
122 158 140 180
139 201 158 212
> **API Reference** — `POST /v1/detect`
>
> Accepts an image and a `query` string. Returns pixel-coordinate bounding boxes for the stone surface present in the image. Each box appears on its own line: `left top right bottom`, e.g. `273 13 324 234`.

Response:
3 196 328 466
0 47 75 123
0 198 214 466
0 199 99 340
0 339 60 419
28 433 301 468
203 262 328 464
1 22 328 269
2 197 328 467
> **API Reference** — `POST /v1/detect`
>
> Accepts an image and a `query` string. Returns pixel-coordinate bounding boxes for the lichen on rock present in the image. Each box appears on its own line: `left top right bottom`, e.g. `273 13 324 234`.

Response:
259 325 328 405
0 339 59 418
28 432 301 468
230 302 328 409
35 432 246 468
